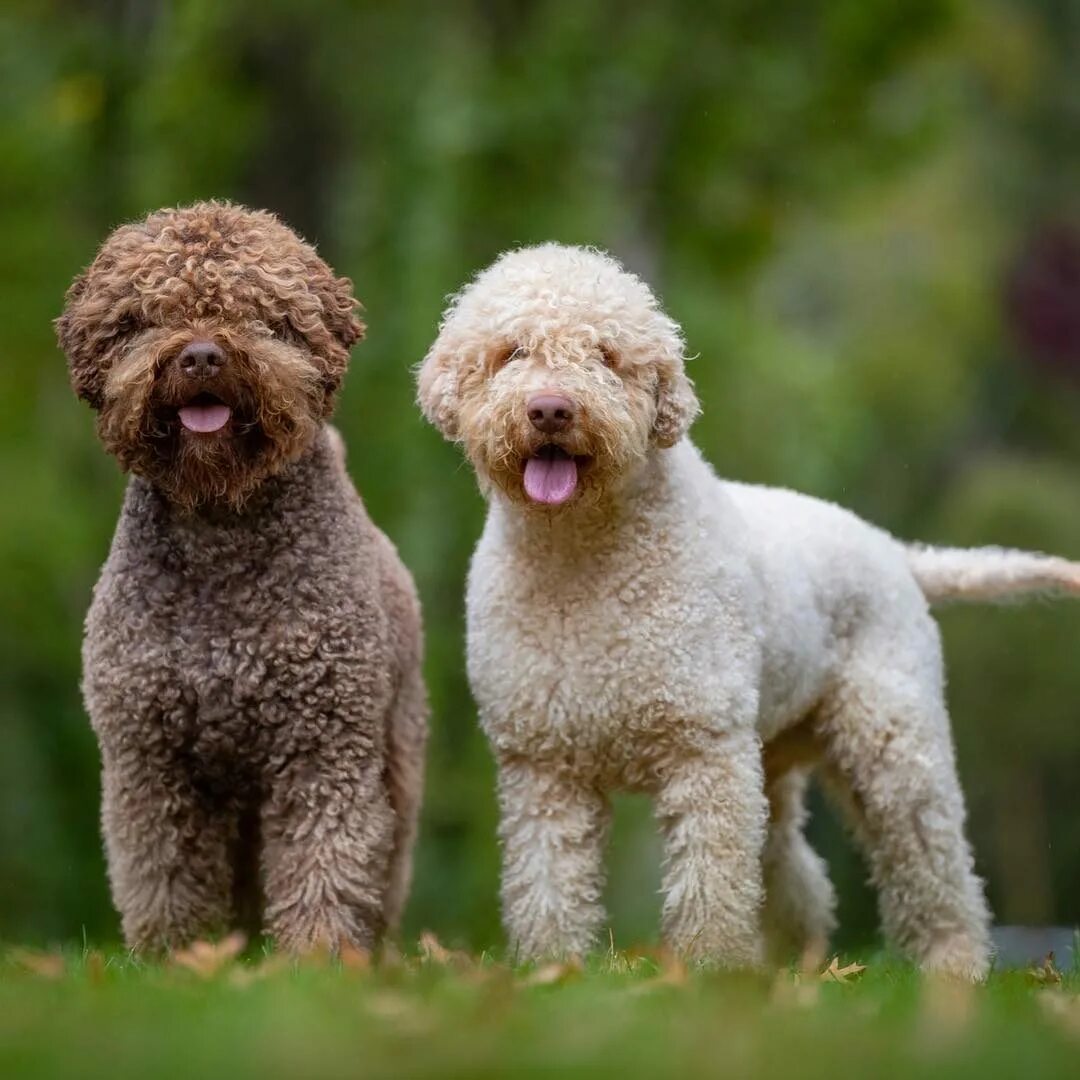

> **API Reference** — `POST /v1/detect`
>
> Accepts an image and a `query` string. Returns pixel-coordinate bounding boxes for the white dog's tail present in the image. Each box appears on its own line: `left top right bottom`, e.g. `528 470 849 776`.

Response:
907 544 1080 604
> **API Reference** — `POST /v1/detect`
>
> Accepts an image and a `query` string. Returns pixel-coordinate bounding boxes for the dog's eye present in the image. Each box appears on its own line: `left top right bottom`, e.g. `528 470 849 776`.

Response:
272 321 306 347
492 344 524 368
112 315 143 338
599 344 618 368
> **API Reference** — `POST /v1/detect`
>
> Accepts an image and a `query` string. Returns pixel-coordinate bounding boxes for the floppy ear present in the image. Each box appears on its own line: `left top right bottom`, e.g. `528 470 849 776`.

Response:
55 271 109 409
652 356 699 448
416 339 461 440
306 268 365 412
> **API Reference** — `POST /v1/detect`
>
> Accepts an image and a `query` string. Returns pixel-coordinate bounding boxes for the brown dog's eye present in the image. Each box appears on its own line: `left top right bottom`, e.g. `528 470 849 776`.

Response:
599 344 618 368
112 315 142 338
272 321 306 347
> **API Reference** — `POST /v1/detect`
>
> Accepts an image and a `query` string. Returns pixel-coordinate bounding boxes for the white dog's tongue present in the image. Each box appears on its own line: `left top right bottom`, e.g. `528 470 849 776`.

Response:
178 402 231 433
523 447 578 505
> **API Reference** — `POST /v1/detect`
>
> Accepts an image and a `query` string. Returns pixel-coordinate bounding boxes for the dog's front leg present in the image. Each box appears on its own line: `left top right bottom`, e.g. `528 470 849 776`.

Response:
261 747 394 954
496 756 610 961
655 726 767 968
100 747 235 952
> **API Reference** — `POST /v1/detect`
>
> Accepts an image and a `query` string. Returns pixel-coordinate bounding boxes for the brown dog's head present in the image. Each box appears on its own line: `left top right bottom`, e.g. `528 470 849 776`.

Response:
417 243 697 509
56 201 364 510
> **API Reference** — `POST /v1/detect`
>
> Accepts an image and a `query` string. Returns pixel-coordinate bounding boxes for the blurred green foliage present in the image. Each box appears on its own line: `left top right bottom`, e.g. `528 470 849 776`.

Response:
1 0 1079 950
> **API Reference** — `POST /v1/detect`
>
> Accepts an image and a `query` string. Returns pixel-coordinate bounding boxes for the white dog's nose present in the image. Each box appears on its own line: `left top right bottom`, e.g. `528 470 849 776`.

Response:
527 394 575 435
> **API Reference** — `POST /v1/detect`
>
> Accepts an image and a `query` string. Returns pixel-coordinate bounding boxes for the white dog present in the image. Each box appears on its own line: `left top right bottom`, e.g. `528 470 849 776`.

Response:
417 243 1080 978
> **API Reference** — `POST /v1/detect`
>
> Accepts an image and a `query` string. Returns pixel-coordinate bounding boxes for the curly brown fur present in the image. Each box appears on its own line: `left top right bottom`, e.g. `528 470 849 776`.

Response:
57 201 363 510
57 202 428 953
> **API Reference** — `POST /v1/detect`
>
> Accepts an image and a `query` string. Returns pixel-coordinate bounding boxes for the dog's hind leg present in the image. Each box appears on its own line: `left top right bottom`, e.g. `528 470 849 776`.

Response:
655 727 767 968
817 618 991 980
382 665 428 934
761 766 837 966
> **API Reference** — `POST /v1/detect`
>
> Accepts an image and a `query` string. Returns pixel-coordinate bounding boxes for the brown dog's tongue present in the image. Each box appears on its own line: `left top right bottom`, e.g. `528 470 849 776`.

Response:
178 403 231 433
523 448 578 504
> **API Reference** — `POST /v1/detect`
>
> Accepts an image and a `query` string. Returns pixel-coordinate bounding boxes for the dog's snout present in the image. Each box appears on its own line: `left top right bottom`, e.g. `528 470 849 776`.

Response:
527 394 575 435
178 340 225 379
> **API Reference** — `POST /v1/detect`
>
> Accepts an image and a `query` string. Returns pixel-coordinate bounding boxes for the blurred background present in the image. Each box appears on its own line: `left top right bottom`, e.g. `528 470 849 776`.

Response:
2 0 1079 953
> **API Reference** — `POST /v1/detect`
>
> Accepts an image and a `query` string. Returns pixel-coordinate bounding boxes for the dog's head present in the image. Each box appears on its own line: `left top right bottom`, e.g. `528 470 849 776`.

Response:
56 201 364 510
417 244 697 508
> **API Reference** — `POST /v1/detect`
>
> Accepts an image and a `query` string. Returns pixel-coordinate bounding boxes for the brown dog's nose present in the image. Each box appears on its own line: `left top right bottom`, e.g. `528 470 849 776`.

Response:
527 394 575 434
178 340 225 379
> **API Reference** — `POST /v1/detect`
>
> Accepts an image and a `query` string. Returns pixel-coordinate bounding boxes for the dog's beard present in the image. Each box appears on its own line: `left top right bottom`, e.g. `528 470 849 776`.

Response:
98 331 322 512
460 382 653 510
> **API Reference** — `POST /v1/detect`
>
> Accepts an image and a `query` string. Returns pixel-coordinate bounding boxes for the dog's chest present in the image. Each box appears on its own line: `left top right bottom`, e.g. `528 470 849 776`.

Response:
171 575 296 753
466 529 756 781
86 534 372 780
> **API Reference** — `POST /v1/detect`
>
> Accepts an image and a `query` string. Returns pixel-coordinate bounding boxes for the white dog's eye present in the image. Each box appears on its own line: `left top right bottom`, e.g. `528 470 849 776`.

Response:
492 344 524 368
599 344 618 368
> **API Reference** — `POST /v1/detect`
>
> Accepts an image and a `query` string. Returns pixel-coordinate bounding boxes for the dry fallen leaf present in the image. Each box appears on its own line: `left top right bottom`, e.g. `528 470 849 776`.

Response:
521 957 583 987
171 932 246 978
819 956 866 984
1027 953 1063 986
418 931 472 969
10 949 66 979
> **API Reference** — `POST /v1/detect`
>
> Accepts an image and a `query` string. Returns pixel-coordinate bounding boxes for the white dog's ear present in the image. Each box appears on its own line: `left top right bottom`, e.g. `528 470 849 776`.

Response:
416 342 460 439
652 359 699 448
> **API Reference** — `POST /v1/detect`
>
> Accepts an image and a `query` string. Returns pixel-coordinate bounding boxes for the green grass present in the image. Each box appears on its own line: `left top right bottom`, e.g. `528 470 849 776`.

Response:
2 942 1079 1079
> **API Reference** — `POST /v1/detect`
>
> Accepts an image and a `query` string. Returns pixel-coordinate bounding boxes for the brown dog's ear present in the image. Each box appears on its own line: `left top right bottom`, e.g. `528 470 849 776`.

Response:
304 267 365 413
55 271 110 409
416 338 461 440
652 357 699 448
317 271 366 355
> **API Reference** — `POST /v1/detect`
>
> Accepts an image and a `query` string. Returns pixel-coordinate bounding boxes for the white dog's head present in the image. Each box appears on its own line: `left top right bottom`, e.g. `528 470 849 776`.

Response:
417 244 698 508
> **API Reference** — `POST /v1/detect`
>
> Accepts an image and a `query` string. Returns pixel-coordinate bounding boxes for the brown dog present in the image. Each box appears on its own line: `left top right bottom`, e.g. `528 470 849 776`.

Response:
57 201 427 953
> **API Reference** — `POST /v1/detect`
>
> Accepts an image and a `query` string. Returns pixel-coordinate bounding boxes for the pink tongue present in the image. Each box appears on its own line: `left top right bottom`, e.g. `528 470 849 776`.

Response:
178 403 231 433
523 454 578 505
